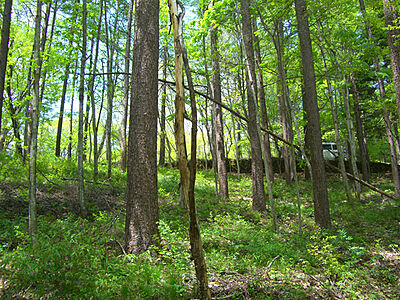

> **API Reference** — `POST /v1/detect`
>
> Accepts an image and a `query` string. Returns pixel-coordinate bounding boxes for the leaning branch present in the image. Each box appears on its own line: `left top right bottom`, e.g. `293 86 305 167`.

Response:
158 78 397 201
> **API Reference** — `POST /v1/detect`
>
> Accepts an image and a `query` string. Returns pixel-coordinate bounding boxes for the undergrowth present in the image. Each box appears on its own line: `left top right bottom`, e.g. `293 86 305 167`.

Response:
0 155 399 299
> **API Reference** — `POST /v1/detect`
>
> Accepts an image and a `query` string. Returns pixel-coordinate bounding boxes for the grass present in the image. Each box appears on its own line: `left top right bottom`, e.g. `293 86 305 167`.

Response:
0 155 399 299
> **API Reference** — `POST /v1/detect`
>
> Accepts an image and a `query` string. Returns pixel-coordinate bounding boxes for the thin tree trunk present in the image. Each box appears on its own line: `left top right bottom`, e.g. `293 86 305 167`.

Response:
159 44 167 166
254 20 274 182
383 111 400 197
359 0 400 195
68 62 77 159
240 0 266 212
316 22 352 201
202 34 219 197
89 0 102 181
125 0 159 255
275 18 293 185
294 0 331 228
29 0 42 245
210 3 229 199
77 0 87 216
383 0 400 128
349 70 370 182
0 0 12 145
55 18 76 157
343 75 361 200
119 0 133 171
105 7 117 179
178 2 211 297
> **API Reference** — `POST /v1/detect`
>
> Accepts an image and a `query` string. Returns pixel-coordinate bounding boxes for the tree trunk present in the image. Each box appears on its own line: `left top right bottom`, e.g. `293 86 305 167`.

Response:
360 0 400 196
210 5 229 200
68 62 77 159
254 20 274 183
383 111 400 197
119 0 133 171
383 0 400 128
170 1 211 297
275 18 293 185
0 0 12 145
55 19 76 157
29 0 42 245
159 44 167 166
240 0 266 212
349 70 370 182
77 0 87 216
342 75 361 200
125 0 159 255
316 22 352 201
88 0 103 180
202 34 219 197
294 0 331 228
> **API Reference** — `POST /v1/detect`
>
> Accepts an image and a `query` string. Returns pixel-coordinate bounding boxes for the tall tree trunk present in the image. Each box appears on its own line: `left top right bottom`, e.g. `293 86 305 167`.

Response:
119 0 133 171
359 0 400 196
105 7 118 179
55 16 76 157
316 22 352 201
253 20 274 182
294 0 331 228
88 0 102 181
68 62 78 159
159 44 167 166
210 3 229 199
77 0 87 216
0 0 12 146
202 34 219 197
349 70 370 182
275 18 293 185
125 0 159 255
383 111 400 197
169 1 211 297
383 0 400 127
342 75 361 200
240 0 266 212
29 0 42 245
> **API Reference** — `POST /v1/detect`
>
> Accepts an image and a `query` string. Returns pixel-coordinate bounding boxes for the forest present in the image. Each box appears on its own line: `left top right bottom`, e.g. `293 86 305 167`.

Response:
0 0 399 298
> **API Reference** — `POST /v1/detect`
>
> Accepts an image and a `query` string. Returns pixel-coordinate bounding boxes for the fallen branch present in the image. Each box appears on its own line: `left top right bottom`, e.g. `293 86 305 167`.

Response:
159 78 398 201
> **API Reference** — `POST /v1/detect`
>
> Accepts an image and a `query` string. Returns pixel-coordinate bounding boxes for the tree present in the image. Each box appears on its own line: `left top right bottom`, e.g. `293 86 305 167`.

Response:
383 0 400 126
210 1 229 200
0 0 12 149
29 0 42 244
77 0 88 216
119 0 134 171
125 0 159 255
294 0 331 228
240 0 266 212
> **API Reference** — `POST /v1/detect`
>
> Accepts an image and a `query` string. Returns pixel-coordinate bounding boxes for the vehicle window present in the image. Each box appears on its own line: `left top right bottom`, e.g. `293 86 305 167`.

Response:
322 144 331 150
332 144 337 150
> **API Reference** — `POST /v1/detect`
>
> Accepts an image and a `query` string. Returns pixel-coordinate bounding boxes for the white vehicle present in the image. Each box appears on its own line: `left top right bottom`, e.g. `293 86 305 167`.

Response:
322 142 339 160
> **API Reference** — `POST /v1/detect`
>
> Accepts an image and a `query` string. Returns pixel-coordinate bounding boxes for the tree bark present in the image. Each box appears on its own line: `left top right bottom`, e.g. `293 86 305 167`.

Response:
119 0 133 171
125 0 159 255
0 0 12 145
349 70 370 182
240 0 266 212
159 44 167 166
294 0 331 228
55 14 76 157
383 0 400 128
77 0 87 216
254 20 274 183
88 0 103 181
29 0 42 245
210 4 229 199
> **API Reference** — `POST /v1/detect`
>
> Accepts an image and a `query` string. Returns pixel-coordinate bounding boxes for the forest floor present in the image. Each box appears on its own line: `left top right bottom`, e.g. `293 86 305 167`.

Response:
0 155 399 299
